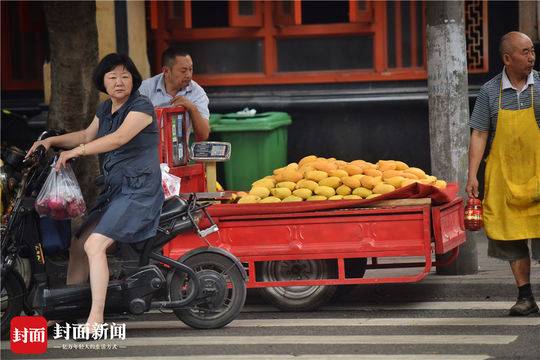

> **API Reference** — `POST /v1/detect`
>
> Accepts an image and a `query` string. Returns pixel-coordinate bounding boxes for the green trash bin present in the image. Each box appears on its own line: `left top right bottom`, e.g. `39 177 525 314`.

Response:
210 112 292 191
208 113 222 127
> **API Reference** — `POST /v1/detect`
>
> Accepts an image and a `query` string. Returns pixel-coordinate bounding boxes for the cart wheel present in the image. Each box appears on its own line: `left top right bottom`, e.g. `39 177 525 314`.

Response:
258 259 336 311
333 258 368 299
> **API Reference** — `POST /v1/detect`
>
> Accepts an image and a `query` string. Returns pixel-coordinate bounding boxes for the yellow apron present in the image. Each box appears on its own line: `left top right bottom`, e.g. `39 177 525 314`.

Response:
483 84 540 240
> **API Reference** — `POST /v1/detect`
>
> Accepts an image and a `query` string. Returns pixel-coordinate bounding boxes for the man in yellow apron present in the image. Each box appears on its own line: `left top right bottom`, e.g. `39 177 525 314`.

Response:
467 31 540 316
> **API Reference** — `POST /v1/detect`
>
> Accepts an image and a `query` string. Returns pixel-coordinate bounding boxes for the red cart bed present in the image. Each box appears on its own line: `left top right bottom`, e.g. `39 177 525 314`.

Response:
163 182 466 310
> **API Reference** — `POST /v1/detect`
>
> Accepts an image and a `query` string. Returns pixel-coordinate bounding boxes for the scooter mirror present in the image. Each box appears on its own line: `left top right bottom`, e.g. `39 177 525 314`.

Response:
190 142 231 162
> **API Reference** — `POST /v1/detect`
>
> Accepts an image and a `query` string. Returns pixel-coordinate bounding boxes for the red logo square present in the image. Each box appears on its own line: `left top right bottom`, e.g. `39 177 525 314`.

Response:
10 316 48 354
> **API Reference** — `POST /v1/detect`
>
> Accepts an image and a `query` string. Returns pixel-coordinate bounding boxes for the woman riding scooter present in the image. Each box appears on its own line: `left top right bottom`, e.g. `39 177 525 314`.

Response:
26 53 164 337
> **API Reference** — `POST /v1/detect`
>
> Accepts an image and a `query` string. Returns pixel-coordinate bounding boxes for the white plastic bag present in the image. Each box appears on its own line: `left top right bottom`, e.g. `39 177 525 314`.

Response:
35 161 86 220
160 163 181 199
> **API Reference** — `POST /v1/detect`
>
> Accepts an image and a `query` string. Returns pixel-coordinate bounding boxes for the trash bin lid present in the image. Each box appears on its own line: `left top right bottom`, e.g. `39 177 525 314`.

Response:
211 112 292 132
209 113 222 126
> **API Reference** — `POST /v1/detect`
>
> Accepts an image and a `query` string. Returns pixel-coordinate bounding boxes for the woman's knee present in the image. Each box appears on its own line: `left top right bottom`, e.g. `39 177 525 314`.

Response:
84 234 114 257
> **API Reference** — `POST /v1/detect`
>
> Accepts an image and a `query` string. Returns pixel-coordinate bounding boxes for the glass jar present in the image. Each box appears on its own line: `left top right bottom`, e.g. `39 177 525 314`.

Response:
464 197 483 231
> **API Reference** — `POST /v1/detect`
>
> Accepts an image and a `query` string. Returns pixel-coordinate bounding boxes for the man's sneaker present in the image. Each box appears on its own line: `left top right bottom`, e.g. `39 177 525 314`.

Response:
509 296 539 316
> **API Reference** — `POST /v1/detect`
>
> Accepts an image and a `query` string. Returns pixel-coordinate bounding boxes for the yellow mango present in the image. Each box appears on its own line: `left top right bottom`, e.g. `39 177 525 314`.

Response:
384 176 406 188
350 159 368 168
298 155 318 167
366 193 381 199
329 169 349 178
351 174 364 181
298 164 316 174
394 161 409 170
328 195 344 200
276 181 297 191
307 195 327 201
424 175 437 184
401 172 419 180
252 178 275 190
249 186 270 198
382 170 404 180
364 168 383 177
373 183 396 195
336 185 352 196
342 176 361 189
343 195 362 200
360 175 378 190
434 180 447 189
318 176 342 189
377 160 397 171
238 195 260 204
270 187 292 199
363 161 378 169
273 167 285 175
276 170 303 183
334 160 348 168
286 162 299 170
344 164 363 176
282 195 303 202
259 196 282 203
405 167 427 179
236 191 248 197
295 179 319 191
313 160 338 173
315 185 336 197
293 188 313 199
352 187 372 198
305 170 328 182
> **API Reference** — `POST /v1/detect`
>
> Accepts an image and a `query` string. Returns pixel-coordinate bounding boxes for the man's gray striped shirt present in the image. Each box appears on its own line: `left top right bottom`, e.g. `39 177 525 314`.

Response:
469 70 540 147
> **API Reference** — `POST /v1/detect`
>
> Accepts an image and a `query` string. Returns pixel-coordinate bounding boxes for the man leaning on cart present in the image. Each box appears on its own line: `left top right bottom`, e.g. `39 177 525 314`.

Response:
138 46 210 142
466 31 540 316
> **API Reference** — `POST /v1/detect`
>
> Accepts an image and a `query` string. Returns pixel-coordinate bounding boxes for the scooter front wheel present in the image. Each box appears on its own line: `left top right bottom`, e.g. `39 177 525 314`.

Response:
169 253 246 329
1 271 25 339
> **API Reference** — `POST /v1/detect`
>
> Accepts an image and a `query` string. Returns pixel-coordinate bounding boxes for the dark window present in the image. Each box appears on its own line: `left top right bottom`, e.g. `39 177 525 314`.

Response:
301 0 348 24
239 1 254 15
1 2 47 90
387 3 396 68
401 1 411 67
175 39 263 74
277 35 373 72
191 1 228 28
416 3 423 67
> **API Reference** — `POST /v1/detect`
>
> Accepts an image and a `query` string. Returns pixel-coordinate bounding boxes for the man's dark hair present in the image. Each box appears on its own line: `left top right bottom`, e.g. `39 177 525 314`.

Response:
161 46 191 68
92 53 142 94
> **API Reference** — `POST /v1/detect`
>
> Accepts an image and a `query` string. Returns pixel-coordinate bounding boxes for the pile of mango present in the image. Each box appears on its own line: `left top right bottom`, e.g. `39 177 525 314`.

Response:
236 155 447 204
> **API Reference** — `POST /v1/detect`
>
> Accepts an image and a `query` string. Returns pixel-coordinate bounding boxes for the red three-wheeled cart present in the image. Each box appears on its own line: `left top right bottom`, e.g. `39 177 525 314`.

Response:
157 106 466 311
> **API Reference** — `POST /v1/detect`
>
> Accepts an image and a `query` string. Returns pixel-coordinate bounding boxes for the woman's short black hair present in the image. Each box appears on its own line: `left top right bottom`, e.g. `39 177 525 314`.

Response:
92 53 142 94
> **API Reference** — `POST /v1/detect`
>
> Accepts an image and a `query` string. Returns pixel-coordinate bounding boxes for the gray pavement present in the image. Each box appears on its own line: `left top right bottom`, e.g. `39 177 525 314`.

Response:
336 231 540 303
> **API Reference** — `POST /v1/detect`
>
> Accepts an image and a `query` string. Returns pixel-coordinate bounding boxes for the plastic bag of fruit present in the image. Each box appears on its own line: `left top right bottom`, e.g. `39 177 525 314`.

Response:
35 161 86 220
160 163 181 199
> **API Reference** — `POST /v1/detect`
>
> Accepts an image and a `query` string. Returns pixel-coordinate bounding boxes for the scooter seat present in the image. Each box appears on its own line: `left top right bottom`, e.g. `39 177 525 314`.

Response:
160 196 188 223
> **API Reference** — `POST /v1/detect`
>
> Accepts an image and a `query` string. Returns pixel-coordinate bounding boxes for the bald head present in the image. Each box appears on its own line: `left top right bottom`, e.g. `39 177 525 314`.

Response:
499 31 533 59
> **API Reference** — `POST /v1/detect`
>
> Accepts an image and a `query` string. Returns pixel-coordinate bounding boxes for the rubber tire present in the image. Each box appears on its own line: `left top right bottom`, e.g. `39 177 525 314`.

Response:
1 271 25 339
333 258 368 299
170 253 246 329
258 259 336 312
